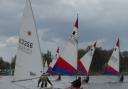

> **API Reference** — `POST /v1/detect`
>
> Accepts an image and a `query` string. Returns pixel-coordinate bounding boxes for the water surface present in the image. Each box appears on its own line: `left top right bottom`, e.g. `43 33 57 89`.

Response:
0 76 128 89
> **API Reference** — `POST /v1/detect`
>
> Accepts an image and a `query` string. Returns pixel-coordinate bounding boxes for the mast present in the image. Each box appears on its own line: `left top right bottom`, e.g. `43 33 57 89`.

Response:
29 0 44 73
76 13 79 77
72 13 79 70
117 38 121 74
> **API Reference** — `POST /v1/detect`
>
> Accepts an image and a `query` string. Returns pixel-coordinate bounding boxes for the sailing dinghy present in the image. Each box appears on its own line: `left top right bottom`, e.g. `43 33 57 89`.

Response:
12 0 53 88
104 38 122 83
52 15 79 76
77 41 96 83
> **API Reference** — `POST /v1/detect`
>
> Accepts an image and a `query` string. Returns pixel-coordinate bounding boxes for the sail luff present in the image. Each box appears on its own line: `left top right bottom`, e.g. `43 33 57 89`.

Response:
75 14 78 70
117 38 120 73
75 14 79 77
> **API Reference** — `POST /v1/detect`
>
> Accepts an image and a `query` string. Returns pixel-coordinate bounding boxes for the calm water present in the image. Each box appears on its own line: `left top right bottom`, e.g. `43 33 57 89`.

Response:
82 76 128 89
0 76 128 89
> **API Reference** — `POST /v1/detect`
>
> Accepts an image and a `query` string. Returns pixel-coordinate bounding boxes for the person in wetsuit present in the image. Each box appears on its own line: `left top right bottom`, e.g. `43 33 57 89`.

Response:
37 73 53 88
83 75 89 83
71 77 81 89
119 74 124 82
56 74 61 81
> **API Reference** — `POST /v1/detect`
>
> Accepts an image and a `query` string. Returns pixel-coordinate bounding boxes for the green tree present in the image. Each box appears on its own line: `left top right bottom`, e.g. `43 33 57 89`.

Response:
0 57 4 69
78 49 86 60
90 47 112 74
0 57 10 69
11 56 16 69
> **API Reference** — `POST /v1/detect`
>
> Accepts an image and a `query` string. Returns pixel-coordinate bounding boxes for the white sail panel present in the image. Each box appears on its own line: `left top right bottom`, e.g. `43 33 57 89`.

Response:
61 40 77 70
105 38 120 74
79 42 96 75
13 0 43 81
108 43 119 72
51 40 77 75
52 15 78 75
60 15 78 70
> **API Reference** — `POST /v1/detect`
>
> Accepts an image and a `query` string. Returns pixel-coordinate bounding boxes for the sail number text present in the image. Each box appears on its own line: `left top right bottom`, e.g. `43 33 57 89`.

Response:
19 38 33 48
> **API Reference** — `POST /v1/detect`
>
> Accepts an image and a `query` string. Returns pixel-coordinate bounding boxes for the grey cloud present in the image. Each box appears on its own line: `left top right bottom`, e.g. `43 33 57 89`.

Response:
1 0 128 62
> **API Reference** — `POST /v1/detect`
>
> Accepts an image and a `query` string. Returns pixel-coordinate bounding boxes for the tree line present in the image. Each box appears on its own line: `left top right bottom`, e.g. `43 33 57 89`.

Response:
0 48 128 75
78 47 128 74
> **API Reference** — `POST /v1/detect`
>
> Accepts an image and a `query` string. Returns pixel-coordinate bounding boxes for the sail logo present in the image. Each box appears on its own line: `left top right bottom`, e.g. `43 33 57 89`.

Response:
19 38 33 48
18 38 33 54
27 31 31 36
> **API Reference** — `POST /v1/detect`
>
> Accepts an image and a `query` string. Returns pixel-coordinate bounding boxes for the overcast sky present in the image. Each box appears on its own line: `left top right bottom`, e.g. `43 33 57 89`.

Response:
0 0 128 62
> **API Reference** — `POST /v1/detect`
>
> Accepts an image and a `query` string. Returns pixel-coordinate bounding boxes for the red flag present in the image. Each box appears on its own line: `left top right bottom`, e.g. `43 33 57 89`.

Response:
72 14 78 35
56 47 59 53
116 38 119 47
93 41 97 48
74 15 78 29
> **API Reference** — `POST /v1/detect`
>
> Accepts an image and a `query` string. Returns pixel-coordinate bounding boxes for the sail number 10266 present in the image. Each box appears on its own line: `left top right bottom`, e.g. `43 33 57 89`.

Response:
19 38 33 48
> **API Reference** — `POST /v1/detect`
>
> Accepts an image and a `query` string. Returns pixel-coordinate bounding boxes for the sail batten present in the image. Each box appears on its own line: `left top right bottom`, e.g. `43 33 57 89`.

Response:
13 0 43 81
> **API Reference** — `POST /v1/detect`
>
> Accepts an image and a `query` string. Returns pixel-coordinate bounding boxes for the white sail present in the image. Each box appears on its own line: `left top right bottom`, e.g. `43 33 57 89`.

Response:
52 15 78 75
13 0 43 81
61 40 77 70
51 40 77 75
60 14 78 70
78 41 96 75
105 38 120 74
